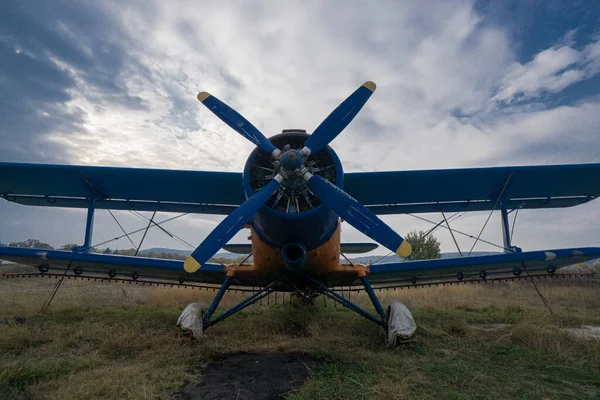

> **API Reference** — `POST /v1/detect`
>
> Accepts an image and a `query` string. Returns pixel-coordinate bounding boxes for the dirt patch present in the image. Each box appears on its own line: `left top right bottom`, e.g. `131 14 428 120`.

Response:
175 353 317 400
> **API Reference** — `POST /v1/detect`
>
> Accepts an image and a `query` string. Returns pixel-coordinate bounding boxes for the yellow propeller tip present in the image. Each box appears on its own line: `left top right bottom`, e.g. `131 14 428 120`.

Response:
362 81 376 92
184 256 201 273
197 91 211 102
396 240 412 258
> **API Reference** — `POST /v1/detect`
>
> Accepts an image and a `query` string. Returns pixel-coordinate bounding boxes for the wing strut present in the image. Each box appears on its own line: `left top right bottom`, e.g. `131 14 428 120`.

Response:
442 211 463 257
468 173 513 255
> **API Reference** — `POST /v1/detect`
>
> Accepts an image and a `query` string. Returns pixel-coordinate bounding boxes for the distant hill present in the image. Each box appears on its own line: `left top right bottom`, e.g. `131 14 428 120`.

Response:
140 248 241 260
140 248 192 257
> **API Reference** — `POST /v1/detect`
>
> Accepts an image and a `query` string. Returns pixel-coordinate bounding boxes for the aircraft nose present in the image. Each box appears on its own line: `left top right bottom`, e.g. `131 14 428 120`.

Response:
280 150 304 171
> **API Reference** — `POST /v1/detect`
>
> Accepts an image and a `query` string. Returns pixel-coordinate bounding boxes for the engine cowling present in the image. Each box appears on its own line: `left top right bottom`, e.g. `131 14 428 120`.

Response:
242 130 344 250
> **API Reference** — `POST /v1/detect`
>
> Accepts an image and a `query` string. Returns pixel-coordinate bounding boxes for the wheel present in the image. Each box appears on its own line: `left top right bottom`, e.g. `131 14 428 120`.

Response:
74 267 83 276
456 272 464 281
131 272 139 280
546 266 556 274
479 271 487 279
38 265 49 273
108 269 117 278
512 267 521 277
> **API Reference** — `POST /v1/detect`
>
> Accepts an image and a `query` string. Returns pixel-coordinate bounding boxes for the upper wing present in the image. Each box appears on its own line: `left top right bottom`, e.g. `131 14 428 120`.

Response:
344 164 600 214
367 247 600 286
0 163 245 215
5 163 599 216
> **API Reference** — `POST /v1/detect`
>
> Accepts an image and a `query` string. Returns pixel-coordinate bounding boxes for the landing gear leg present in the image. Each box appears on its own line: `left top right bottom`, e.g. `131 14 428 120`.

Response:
202 276 287 330
359 274 388 324
300 273 386 327
202 275 233 328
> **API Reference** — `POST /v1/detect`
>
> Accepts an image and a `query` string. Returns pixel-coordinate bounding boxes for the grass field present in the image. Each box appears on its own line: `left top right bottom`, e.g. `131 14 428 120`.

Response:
1 269 600 399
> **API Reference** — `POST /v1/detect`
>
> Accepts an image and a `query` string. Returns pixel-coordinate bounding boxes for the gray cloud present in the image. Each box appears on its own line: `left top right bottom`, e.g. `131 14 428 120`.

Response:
0 0 151 163
2 0 600 254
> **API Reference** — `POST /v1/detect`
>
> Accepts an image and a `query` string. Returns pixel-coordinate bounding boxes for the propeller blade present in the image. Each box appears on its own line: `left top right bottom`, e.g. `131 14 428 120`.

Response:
306 174 411 257
197 92 280 157
302 81 376 155
184 175 283 273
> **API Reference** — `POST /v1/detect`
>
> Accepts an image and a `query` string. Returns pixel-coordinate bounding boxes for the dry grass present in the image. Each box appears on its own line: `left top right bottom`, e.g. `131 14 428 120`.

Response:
1 271 600 399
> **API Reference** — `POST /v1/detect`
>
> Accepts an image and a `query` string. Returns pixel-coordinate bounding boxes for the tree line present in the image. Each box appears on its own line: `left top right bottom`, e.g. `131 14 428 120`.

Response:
2 239 187 260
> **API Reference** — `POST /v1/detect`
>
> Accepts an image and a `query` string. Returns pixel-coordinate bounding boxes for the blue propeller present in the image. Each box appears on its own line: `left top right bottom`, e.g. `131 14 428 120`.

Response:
304 173 411 257
186 80 410 273
184 176 283 273
197 92 281 158
302 81 376 155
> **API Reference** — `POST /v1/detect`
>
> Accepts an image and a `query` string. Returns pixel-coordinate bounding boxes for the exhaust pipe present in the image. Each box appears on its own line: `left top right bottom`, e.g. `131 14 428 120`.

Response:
281 243 307 271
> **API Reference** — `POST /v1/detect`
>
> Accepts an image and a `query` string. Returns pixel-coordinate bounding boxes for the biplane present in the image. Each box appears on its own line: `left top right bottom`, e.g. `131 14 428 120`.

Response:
1 81 600 340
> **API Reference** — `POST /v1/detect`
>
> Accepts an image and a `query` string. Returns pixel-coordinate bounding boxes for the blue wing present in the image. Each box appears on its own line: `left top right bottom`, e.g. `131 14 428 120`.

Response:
344 163 600 214
0 246 227 284
367 247 600 285
0 163 244 215
2 246 598 288
4 163 599 216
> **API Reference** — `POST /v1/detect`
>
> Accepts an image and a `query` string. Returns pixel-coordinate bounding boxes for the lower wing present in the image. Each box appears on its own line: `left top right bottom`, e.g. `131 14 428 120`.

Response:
367 247 600 286
2 246 598 288
0 247 226 285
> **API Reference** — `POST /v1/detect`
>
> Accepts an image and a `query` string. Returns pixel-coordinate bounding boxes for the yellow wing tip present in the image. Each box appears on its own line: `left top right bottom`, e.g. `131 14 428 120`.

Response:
396 240 412 258
362 81 376 92
197 91 211 102
184 256 201 273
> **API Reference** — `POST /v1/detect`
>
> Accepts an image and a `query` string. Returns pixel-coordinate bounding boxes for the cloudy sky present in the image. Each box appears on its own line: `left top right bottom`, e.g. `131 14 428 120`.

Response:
1 0 599 255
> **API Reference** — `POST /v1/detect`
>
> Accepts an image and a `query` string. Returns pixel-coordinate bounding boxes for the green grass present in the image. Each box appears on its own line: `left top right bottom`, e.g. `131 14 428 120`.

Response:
1 277 600 399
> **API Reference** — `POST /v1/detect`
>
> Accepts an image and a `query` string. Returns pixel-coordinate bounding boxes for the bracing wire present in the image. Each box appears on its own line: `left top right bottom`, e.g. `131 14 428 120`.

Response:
107 210 136 248
408 214 508 251
134 211 156 256
442 211 463 257
129 210 196 249
85 213 189 250
468 173 514 255
370 250 394 266
510 208 520 243
424 211 463 237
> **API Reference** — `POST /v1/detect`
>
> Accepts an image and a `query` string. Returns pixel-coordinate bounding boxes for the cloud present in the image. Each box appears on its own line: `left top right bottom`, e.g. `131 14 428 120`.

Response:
0 1 149 164
482 101 600 165
1 0 600 253
492 37 600 104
